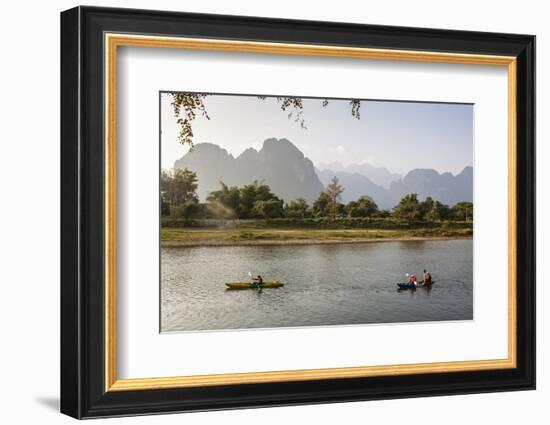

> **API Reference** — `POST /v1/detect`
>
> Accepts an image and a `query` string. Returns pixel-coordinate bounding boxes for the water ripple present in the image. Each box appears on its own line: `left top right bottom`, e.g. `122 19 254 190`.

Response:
161 240 473 332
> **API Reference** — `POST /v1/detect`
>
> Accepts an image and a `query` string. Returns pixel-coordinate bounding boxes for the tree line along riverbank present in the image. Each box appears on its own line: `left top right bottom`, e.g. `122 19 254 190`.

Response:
161 168 473 223
161 168 473 246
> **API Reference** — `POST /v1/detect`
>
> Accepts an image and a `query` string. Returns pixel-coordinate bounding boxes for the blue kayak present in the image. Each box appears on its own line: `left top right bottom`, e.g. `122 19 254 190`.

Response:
397 282 417 289
397 281 434 289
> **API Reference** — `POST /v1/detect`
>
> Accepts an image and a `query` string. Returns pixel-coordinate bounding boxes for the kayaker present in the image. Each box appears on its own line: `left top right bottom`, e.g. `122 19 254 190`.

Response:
252 275 264 287
408 274 418 286
423 269 432 285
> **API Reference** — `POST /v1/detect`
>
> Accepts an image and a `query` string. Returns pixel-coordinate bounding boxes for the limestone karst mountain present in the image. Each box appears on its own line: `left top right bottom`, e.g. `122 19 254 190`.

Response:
316 161 401 189
173 138 473 209
173 138 325 203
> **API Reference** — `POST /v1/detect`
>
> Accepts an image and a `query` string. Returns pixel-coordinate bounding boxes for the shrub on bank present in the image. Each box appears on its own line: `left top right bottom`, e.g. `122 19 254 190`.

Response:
161 216 473 230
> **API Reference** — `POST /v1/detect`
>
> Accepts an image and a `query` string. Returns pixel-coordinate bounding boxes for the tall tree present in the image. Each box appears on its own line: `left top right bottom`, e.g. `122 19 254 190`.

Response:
312 192 331 217
420 196 435 220
206 181 282 219
423 198 450 222
285 198 311 218
393 193 422 222
325 176 345 218
239 181 280 219
345 196 379 217
251 199 284 219
450 202 473 221
207 182 241 217
160 168 199 207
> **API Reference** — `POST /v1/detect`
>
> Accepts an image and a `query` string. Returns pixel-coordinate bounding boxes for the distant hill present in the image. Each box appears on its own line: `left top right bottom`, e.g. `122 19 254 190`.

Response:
317 161 401 189
173 138 325 203
319 167 473 210
316 169 396 209
173 138 472 209
388 167 473 207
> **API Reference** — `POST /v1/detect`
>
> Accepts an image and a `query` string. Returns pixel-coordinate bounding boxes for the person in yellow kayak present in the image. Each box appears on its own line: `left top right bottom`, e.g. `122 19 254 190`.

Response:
423 269 432 285
252 274 264 288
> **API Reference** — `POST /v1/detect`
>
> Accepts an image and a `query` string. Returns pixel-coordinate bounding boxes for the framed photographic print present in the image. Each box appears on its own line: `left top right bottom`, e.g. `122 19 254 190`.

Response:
60 6 535 419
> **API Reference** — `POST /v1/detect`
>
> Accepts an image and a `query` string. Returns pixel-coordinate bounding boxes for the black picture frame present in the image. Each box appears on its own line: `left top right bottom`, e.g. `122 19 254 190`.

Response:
61 5 535 419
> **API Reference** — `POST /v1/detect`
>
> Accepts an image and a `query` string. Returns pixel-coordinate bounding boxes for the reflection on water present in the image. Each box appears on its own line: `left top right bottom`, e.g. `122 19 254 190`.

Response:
161 240 473 332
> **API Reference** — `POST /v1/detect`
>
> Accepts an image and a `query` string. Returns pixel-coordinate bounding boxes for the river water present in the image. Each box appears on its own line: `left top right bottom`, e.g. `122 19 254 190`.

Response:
161 239 473 332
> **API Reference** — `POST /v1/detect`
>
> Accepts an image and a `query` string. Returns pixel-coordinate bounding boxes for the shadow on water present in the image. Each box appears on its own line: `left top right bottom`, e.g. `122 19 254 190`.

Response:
397 285 433 297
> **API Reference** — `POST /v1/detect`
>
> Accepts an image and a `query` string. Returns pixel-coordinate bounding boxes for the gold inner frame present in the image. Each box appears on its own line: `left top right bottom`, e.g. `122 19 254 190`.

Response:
104 33 517 392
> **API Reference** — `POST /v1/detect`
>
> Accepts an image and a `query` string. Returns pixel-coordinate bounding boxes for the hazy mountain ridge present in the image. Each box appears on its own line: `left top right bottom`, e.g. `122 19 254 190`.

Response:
174 138 325 203
319 167 473 209
317 161 401 189
388 166 473 207
316 169 395 209
173 138 472 209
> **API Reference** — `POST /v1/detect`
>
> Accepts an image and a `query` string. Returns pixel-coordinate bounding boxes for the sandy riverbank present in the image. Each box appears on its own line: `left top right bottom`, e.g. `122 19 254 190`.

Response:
161 236 472 248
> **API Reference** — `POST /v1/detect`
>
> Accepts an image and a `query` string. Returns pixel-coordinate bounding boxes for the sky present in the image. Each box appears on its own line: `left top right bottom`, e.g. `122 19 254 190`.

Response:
160 92 473 175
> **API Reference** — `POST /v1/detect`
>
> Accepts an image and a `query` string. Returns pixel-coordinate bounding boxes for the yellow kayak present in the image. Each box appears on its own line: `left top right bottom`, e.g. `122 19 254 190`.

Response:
225 281 285 289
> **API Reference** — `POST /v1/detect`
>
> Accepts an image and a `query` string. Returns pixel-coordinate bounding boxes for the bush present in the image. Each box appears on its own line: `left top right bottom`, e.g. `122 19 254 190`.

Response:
170 200 201 219
160 216 474 231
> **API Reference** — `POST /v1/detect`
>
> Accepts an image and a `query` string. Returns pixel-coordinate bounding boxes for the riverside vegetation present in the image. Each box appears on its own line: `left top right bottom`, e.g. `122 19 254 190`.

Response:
161 168 473 246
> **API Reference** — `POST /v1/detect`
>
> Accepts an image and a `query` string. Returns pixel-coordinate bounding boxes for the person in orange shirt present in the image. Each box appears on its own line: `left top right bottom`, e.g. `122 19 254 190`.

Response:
423 269 432 285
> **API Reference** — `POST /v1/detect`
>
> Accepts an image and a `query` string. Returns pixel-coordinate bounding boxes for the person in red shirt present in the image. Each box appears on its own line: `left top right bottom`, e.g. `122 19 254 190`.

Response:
408 274 418 286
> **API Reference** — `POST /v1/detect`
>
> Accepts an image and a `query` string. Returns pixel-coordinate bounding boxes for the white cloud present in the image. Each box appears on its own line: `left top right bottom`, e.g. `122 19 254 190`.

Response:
328 145 346 156
361 155 376 165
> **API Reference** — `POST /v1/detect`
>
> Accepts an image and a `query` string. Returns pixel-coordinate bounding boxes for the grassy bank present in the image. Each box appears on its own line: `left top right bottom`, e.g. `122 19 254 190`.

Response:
161 217 472 230
161 225 472 247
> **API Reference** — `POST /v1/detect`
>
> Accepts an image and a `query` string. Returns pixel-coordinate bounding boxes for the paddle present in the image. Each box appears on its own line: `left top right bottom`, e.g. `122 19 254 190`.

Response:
248 271 262 289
